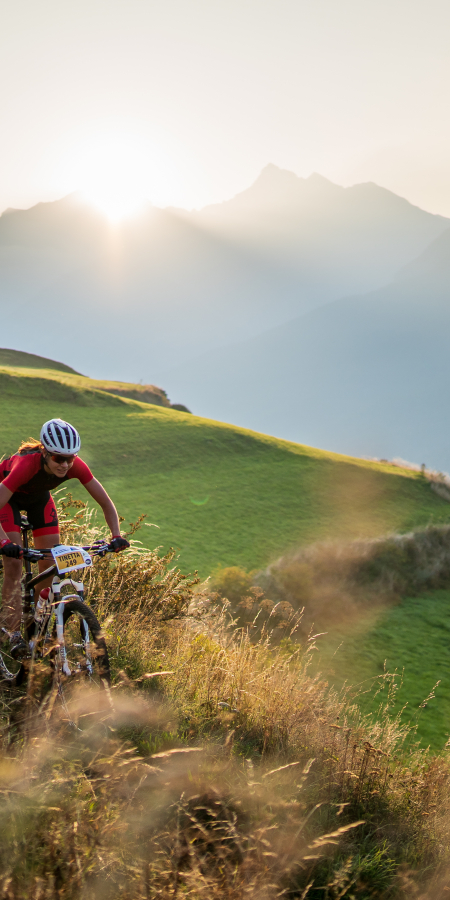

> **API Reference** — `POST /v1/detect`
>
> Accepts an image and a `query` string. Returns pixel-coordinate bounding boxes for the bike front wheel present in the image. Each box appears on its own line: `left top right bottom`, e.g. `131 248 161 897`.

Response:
52 598 111 729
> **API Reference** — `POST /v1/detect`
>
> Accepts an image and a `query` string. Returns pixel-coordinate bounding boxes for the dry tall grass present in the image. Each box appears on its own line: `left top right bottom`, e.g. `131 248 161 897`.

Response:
0 498 449 897
209 524 450 637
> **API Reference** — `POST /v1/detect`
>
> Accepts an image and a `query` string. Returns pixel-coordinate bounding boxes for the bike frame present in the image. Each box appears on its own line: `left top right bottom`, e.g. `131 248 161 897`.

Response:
0 510 113 716
21 519 59 632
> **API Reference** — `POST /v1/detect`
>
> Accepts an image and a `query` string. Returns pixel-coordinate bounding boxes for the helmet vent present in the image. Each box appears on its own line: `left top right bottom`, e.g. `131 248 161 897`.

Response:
40 419 81 454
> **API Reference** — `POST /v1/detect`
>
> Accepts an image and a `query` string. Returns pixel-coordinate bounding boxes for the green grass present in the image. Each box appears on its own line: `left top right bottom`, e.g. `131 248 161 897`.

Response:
315 588 450 751
2 363 450 576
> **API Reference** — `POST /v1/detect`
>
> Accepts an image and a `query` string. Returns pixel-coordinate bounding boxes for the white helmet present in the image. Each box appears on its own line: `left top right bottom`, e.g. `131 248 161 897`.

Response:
40 419 81 454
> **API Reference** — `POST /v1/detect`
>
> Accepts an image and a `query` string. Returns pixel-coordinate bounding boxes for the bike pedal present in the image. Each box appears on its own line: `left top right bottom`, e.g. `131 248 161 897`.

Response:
9 633 28 660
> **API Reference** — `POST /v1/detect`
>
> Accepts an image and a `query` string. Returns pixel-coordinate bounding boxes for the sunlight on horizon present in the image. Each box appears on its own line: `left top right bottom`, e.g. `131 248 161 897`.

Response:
61 132 183 222
81 184 147 223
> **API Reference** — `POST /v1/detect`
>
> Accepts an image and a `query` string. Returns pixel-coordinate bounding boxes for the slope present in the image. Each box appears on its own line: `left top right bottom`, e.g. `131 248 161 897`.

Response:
0 167 447 384
162 224 450 471
2 363 450 577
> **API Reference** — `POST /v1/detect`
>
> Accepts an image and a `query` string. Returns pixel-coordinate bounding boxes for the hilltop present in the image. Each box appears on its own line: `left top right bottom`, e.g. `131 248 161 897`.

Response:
0 347 82 375
2 351 450 576
0 348 187 410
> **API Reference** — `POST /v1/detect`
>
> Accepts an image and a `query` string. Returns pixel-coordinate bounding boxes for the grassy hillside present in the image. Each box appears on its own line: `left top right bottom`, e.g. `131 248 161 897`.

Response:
2 361 450 576
2 359 450 894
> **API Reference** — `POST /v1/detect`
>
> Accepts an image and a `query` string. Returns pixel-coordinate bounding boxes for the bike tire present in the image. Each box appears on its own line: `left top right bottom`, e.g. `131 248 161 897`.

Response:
52 598 111 729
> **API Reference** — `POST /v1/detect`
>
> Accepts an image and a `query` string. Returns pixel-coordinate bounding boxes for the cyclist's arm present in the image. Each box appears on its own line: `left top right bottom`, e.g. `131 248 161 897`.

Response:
0 483 13 542
83 478 121 537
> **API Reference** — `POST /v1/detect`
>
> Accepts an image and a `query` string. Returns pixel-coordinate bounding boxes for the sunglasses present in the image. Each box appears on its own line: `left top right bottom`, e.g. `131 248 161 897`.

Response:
49 453 77 464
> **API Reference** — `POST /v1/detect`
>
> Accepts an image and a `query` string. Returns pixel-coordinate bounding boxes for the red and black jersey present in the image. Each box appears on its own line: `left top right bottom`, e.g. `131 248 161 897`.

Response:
0 451 93 496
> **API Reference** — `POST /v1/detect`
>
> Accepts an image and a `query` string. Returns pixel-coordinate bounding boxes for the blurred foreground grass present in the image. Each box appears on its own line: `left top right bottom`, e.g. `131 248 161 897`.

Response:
0 501 449 897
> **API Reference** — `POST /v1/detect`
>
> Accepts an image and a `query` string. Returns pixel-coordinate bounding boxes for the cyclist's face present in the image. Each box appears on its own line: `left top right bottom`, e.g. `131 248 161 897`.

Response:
44 453 75 477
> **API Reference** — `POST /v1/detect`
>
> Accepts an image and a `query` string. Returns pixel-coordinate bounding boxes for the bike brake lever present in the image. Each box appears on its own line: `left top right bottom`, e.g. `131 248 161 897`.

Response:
22 549 45 560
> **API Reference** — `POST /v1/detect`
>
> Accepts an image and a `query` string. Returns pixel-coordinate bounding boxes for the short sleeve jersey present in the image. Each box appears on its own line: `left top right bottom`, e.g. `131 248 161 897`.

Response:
0 452 93 496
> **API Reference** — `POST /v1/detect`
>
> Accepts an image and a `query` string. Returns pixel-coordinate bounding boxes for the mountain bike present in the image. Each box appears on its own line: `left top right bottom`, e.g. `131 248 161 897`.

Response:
0 515 114 730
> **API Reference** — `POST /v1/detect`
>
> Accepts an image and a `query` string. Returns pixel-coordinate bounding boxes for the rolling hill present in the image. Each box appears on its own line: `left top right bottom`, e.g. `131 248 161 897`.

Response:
5 350 450 750
2 351 450 577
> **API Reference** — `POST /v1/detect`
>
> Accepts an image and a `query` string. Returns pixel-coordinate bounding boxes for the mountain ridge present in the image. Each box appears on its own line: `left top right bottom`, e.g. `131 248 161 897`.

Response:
1 165 447 385
1 166 449 470
196 164 447 223
161 225 450 470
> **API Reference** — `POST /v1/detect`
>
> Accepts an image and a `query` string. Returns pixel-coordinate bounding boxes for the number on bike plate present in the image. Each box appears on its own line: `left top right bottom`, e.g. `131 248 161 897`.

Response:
51 545 92 574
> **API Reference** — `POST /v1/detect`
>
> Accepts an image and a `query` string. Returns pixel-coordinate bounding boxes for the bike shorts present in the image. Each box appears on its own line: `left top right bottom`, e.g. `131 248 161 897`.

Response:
0 491 59 537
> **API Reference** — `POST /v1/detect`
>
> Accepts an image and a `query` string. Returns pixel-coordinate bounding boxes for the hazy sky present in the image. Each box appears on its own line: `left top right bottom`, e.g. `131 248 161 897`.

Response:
2 0 450 217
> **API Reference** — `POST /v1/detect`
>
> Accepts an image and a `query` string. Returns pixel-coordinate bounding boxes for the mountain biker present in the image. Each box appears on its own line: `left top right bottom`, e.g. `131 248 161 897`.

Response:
0 418 129 653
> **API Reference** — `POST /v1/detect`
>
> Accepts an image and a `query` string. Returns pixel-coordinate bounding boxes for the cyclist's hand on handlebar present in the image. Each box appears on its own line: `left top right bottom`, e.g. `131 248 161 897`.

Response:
0 539 23 559
108 536 130 553
95 543 109 558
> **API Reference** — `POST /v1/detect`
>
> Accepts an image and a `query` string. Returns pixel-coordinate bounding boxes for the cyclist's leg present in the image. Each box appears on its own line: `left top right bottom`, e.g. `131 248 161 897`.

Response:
0 500 23 633
30 494 61 588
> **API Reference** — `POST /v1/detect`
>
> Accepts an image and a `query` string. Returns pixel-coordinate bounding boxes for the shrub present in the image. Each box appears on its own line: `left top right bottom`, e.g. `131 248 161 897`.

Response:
209 565 253 605
255 524 450 635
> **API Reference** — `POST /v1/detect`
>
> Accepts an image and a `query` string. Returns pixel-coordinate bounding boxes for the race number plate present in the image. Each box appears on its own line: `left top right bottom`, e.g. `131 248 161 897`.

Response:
51 545 92 574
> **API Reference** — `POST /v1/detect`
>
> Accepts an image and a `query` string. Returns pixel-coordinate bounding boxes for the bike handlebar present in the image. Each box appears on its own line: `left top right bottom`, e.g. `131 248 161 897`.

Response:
21 542 113 562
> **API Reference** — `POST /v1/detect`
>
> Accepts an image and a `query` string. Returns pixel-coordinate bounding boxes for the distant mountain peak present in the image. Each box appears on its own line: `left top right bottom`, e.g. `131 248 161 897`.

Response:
203 165 337 214
257 163 300 182
256 165 337 185
199 164 446 222
253 165 338 191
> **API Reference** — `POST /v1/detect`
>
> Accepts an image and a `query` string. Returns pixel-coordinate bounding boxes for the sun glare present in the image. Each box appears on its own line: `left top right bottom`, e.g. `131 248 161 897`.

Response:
62 131 182 222
49 125 202 218
82 183 146 223
75 136 150 222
